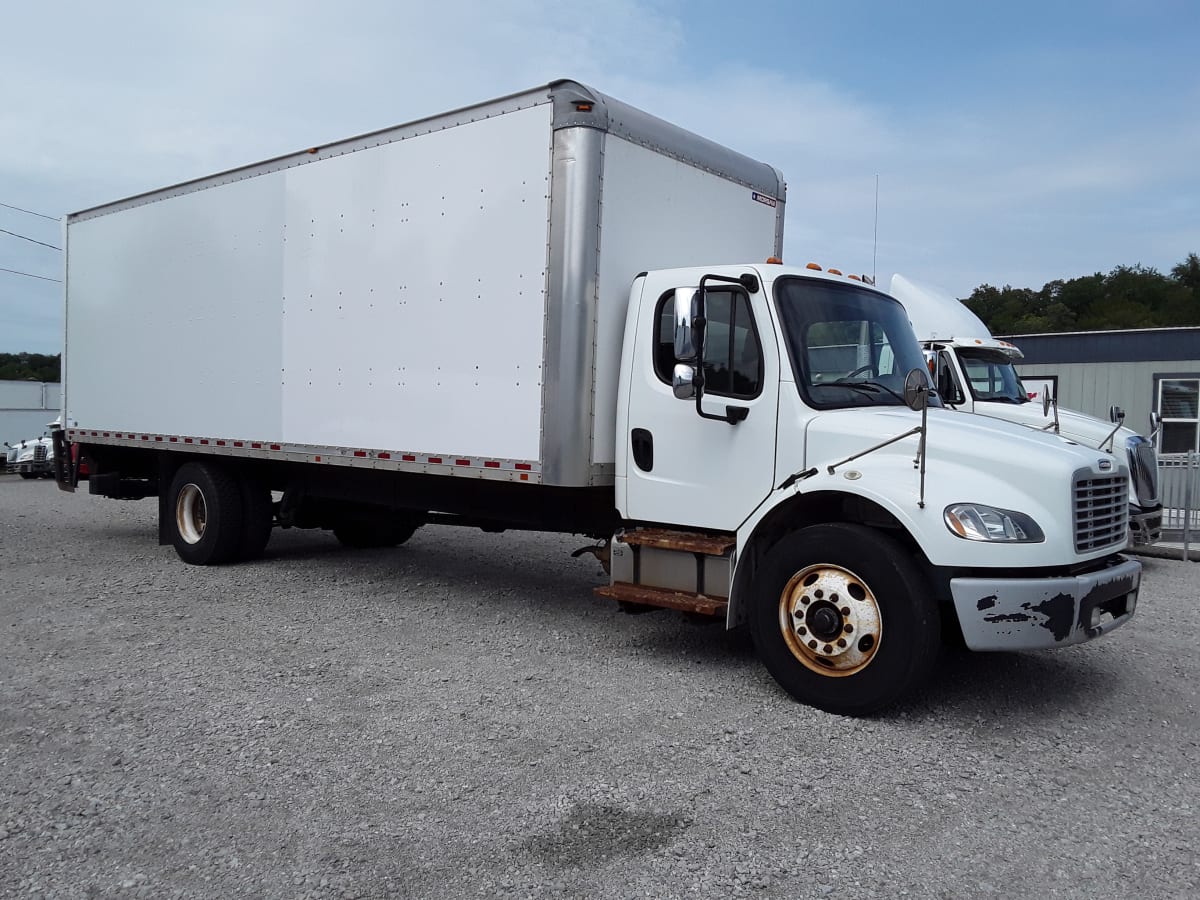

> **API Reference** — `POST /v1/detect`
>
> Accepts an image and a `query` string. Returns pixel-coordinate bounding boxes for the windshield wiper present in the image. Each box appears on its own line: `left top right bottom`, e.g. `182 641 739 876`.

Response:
826 379 907 404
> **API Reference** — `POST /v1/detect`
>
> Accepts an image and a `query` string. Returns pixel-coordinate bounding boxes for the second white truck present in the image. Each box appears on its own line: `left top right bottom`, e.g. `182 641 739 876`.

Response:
55 81 1141 715
891 274 1162 547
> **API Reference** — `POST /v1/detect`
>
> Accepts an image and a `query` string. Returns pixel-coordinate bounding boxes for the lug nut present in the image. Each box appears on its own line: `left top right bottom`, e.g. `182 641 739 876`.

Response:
808 640 818 650
823 644 833 654
837 638 847 648
840 607 850 616
798 627 807 636
844 624 854 634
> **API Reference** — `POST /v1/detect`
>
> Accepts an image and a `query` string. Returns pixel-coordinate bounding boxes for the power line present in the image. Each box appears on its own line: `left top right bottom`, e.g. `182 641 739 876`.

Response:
0 266 62 283
0 201 58 222
0 227 61 251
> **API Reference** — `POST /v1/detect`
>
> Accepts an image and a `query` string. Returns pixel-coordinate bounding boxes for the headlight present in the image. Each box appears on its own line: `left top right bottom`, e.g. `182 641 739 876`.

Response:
944 504 1044 542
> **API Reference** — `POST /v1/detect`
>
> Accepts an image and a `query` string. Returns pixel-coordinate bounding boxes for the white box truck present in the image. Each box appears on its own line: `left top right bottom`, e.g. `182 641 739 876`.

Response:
54 81 1141 715
890 274 1163 547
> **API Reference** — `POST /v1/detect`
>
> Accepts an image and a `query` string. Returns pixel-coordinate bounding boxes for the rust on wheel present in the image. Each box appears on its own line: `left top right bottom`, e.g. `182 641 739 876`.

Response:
778 563 882 677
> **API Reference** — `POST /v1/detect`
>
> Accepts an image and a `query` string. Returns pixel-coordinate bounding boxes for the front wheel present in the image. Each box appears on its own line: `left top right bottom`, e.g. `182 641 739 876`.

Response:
750 523 940 716
167 462 245 565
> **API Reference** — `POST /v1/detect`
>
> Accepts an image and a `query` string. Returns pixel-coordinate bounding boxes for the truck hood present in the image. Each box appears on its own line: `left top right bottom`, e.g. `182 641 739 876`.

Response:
800 407 1127 566
805 407 1114 479
967 399 1137 451
6 437 54 464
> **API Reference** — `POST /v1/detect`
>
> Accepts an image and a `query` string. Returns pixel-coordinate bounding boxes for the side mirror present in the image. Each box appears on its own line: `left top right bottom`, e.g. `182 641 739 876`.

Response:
672 288 703 362
1108 405 1125 425
1042 389 1053 418
672 364 696 400
1149 411 1161 438
903 368 929 411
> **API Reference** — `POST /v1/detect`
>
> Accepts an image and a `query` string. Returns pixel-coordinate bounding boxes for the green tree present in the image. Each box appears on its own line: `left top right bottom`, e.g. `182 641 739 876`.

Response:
0 353 61 382
963 254 1200 334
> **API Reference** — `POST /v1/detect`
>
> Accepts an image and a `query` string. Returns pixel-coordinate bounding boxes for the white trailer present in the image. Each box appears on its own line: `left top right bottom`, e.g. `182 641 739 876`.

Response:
890 274 1163 547
56 81 1141 715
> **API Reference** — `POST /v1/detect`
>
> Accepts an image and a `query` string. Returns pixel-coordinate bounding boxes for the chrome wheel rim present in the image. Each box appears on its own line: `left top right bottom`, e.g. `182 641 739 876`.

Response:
175 483 207 545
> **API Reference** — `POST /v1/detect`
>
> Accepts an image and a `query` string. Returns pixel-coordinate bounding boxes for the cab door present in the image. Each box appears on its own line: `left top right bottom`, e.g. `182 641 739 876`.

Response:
623 279 779 531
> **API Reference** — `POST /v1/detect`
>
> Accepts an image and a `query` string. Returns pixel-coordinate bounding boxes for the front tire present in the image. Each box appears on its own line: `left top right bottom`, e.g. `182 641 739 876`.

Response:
751 523 940 716
167 462 245 565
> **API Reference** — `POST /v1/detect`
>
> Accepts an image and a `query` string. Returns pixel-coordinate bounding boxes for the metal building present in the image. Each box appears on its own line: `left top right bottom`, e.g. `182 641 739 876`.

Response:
999 326 1200 453
0 381 60 446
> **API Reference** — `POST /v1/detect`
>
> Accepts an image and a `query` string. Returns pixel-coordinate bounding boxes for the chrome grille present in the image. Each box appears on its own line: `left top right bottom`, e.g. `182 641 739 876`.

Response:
33 444 48 462
1074 473 1128 552
1127 438 1159 506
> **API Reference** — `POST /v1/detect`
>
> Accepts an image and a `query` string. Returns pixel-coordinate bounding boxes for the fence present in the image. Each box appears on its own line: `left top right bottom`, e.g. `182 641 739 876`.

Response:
1158 451 1199 555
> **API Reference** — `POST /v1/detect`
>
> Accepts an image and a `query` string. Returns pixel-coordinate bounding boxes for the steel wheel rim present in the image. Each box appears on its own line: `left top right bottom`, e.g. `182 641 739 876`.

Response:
175 483 207 545
778 563 882 677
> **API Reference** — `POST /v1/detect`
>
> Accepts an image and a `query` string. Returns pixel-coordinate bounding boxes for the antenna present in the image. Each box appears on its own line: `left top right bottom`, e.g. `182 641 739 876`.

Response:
872 173 879 285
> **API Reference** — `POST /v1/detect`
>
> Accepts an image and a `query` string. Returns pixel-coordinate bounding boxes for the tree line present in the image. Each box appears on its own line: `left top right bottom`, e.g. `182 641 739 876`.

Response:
963 252 1200 335
0 353 60 382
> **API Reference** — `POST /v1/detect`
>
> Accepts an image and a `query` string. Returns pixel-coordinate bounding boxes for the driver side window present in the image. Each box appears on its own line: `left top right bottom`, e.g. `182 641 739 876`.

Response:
654 289 763 399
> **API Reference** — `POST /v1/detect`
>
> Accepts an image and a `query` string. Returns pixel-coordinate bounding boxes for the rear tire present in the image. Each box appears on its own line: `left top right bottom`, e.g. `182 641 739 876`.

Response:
750 523 940 716
236 474 274 561
19 472 38 480
167 462 245 565
332 518 421 549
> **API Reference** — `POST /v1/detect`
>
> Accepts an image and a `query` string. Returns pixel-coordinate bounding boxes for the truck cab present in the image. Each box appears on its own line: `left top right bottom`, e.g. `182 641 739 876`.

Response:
607 263 1139 714
890 274 1162 548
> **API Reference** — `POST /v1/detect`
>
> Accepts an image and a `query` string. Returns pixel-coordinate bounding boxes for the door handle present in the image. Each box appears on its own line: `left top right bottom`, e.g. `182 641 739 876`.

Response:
631 428 653 472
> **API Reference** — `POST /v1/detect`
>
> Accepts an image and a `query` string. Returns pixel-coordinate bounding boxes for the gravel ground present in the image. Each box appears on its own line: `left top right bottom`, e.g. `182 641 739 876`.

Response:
1 474 1198 899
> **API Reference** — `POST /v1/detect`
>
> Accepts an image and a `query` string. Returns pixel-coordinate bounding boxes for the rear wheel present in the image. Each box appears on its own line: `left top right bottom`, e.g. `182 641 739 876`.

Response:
750 523 940 716
236 474 274 561
332 517 421 549
19 472 38 480
168 462 244 565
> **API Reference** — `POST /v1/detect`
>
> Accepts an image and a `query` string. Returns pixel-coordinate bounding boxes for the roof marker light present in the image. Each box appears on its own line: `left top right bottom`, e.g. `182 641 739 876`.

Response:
766 256 783 264
806 262 822 271
827 268 843 276
848 274 862 281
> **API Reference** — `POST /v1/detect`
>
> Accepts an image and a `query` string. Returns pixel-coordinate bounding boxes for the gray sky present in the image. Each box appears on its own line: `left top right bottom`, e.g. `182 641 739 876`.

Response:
3 0 1198 353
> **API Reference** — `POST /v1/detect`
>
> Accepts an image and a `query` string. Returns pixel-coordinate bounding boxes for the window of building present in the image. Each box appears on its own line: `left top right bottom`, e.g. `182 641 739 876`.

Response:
654 289 763 399
1157 377 1199 453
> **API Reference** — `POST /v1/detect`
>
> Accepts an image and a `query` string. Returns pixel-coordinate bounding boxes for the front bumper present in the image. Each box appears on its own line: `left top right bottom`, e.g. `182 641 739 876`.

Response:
951 558 1140 651
1128 506 1163 548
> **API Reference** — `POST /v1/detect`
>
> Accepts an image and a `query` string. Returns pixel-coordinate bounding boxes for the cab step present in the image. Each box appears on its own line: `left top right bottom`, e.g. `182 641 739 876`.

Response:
594 582 727 616
618 528 735 556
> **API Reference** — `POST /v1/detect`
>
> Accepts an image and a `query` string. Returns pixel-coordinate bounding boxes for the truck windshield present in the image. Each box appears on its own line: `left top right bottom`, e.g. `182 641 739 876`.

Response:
957 348 1029 404
774 277 935 410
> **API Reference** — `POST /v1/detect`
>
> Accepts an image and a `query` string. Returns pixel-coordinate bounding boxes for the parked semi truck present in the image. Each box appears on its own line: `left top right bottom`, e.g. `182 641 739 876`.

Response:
54 81 1140 715
890 274 1162 547
5 435 54 478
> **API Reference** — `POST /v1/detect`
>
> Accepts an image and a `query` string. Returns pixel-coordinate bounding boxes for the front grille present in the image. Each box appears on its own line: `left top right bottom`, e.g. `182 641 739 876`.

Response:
1074 473 1128 552
1127 438 1159 506
33 444 48 462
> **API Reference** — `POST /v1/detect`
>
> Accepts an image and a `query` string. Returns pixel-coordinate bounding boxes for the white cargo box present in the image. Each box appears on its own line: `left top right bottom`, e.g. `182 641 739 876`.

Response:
64 80 784 486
